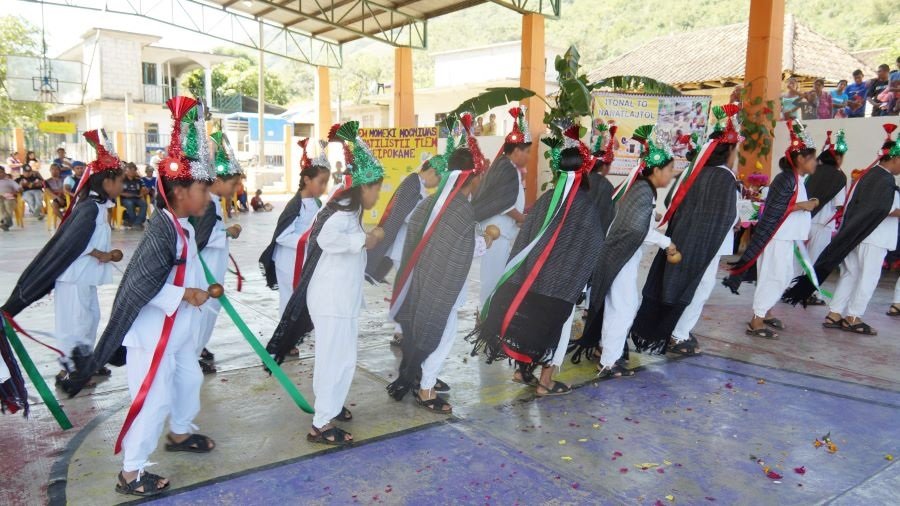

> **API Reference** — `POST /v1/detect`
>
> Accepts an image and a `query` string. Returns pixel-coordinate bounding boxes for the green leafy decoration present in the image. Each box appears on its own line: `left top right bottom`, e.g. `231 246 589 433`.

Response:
446 87 546 119
544 45 599 137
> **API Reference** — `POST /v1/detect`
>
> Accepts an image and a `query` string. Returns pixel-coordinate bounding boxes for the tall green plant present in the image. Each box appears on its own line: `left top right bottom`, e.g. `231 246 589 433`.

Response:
544 46 597 138
738 79 777 169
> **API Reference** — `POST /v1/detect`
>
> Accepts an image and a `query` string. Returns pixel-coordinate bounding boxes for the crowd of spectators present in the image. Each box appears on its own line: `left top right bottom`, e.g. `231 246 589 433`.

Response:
783 57 900 119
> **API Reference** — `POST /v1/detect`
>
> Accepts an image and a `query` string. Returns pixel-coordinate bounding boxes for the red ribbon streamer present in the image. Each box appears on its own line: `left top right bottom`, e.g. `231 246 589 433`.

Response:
292 228 313 289
390 172 471 307
658 139 720 228
729 171 800 275
1 312 65 357
498 172 583 363
228 253 244 292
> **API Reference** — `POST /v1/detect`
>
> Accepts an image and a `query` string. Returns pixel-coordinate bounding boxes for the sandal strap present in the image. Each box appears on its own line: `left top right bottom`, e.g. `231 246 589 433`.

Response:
320 426 349 442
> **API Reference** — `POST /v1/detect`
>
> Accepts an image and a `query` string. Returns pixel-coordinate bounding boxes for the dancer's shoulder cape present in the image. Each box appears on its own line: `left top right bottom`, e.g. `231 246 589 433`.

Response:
588 172 616 233
63 210 179 396
266 205 338 363
723 170 797 293
365 172 423 282
472 156 520 222
1 198 100 316
568 179 654 360
388 191 474 399
191 200 219 251
783 166 897 304
805 162 846 218
630 165 738 353
259 191 303 289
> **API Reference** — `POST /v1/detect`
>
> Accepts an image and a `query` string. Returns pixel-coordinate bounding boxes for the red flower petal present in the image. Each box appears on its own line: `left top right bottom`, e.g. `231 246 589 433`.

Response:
619 468 628 474
794 466 806 475
766 470 783 480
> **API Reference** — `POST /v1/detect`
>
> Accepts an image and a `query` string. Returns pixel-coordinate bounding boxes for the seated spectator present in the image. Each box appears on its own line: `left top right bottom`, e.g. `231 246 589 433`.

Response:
876 79 899 116
141 166 157 199
63 161 85 198
868 64 891 117
6 152 23 175
811 79 832 119
830 79 849 118
16 162 45 220
474 116 484 136
250 189 273 212
892 56 900 83
484 113 497 136
44 163 67 219
24 151 39 171
234 174 248 212
780 77 803 119
53 148 73 177
0 166 21 231
120 162 148 229
845 69 867 118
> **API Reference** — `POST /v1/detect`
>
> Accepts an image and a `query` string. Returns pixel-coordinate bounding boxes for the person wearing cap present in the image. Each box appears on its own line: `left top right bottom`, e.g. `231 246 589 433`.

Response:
64 162 86 199
387 113 485 413
191 130 244 374
784 124 900 335
472 107 531 308
61 97 217 496
470 126 603 396
724 120 819 339
630 106 743 356
1 129 124 391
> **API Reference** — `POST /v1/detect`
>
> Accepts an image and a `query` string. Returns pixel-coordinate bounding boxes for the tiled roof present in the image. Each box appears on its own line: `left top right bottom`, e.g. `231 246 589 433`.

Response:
587 15 876 87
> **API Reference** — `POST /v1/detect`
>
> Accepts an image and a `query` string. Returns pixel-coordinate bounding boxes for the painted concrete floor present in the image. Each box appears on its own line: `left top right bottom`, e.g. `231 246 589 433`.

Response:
1 199 898 505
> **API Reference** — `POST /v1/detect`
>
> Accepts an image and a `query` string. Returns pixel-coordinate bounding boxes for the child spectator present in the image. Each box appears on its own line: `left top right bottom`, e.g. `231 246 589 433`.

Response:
45 163 67 219
17 162 45 220
0 167 21 231
120 162 148 229
141 166 157 199
251 189 273 212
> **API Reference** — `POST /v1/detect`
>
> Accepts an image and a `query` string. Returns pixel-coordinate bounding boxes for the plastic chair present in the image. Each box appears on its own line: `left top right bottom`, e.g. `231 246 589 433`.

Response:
14 194 25 228
113 196 126 228
144 194 153 218
220 196 228 222
44 192 59 230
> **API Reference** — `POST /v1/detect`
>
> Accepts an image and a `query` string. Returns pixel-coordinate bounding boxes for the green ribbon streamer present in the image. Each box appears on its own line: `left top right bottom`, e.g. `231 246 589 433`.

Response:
2 317 72 430
197 256 314 414
793 244 832 298
479 171 570 320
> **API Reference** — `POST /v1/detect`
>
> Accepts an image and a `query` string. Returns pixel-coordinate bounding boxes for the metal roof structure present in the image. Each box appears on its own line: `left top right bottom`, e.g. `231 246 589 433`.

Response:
27 0 561 67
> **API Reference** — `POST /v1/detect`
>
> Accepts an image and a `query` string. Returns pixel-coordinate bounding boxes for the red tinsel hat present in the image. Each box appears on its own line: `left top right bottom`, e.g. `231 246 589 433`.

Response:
785 118 815 156
717 103 742 144
505 106 532 145
158 96 214 183
881 124 899 158
600 125 618 165
460 112 488 173
83 129 121 173
298 138 312 171
562 125 594 174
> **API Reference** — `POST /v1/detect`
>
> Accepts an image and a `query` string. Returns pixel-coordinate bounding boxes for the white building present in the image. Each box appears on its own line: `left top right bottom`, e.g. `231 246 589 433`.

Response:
47 28 233 164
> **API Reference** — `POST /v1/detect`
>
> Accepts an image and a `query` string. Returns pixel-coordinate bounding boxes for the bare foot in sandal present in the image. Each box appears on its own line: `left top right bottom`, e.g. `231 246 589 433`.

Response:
887 304 900 317
307 423 353 445
166 433 216 453
415 388 452 414
116 470 169 497
747 316 778 339
841 317 878 336
535 366 572 396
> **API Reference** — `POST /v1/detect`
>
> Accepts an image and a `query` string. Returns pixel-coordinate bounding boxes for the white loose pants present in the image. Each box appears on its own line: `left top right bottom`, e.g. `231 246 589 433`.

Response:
752 239 795 319
894 276 899 304
54 282 100 368
420 286 467 390
600 249 642 368
196 248 227 354
828 243 887 318
276 267 294 318
479 236 512 306
122 339 204 473
807 223 833 263
311 315 358 428
551 307 576 368
672 255 720 343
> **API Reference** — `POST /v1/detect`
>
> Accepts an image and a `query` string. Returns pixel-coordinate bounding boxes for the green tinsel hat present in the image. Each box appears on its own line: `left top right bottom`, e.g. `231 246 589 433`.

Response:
210 131 243 177
428 116 459 175
541 135 564 175
335 121 385 188
633 124 673 169
823 129 849 157
710 104 742 144
592 122 608 154
882 123 899 159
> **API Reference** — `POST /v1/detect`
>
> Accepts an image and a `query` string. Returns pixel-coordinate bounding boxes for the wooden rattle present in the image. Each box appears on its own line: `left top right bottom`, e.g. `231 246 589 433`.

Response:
667 250 683 264
109 249 124 262
207 283 225 299
484 225 501 241
370 226 385 242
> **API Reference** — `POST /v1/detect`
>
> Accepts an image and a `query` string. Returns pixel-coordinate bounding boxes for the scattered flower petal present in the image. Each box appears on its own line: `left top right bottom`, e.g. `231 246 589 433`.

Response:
794 466 806 475
637 463 660 470
578 438 588 442
663 460 673 466
886 454 894 461
561 456 572 461
757 379 766 384
619 467 628 474
725 382 733 389
666 495 675 501
559 440 566 445
766 470 783 480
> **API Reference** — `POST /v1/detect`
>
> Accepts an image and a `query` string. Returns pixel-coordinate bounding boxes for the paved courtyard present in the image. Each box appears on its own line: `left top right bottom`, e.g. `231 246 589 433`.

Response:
1 198 898 505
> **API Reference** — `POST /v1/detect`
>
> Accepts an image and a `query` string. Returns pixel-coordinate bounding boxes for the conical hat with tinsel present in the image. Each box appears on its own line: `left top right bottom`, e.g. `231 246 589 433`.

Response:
159 96 215 182
592 123 619 165
785 118 816 156
210 131 242 177
427 116 459 175
562 125 594 173
83 129 122 173
822 129 849 157
311 140 331 169
505 106 532 145
334 121 385 187
882 124 899 159
459 112 488 173
710 104 742 144
633 124 673 169
298 138 313 171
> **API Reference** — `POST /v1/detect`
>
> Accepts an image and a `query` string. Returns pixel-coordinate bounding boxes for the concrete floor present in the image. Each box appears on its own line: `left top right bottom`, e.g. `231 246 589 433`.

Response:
1 199 898 505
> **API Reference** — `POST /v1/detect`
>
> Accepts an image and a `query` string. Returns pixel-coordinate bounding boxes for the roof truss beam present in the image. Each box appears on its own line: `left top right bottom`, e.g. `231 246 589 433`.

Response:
488 0 560 19
23 0 343 67
251 0 427 48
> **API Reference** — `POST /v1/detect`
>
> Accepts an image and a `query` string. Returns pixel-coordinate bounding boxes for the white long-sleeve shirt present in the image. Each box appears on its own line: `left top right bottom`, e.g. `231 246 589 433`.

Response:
57 199 115 286
122 211 209 353
307 208 367 319
273 197 320 275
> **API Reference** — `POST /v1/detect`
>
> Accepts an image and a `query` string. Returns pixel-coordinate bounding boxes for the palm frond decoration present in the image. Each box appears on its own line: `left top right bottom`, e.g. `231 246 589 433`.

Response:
446 87 549 119
592 75 682 96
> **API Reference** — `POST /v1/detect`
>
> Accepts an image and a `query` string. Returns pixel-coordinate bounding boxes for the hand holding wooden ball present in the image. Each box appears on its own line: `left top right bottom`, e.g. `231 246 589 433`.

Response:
109 249 123 262
370 226 385 242
484 225 501 241
207 283 225 299
667 250 683 264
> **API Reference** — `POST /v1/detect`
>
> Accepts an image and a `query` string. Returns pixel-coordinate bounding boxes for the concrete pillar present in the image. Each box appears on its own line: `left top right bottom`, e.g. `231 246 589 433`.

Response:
520 12 545 205
284 124 294 192
204 65 213 107
115 131 126 158
741 0 784 177
14 128 25 159
257 20 266 171
393 47 414 127
316 66 332 141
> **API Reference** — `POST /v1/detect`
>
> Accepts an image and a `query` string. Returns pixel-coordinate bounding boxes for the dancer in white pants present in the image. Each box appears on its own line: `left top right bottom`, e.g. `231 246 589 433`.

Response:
889 276 900 317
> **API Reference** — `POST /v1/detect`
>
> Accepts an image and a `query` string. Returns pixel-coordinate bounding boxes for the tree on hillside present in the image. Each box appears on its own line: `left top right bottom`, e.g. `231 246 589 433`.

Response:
0 16 48 129
182 52 291 105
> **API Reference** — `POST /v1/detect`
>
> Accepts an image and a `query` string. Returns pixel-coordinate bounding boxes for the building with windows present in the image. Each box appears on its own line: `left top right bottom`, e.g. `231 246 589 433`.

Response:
45 28 233 164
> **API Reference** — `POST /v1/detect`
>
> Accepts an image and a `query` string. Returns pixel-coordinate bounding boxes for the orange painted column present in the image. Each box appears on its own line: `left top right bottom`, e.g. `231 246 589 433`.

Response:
115 132 126 159
283 124 294 192
316 66 332 141
14 128 25 160
741 0 784 178
520 13 545 205
393 47 415 127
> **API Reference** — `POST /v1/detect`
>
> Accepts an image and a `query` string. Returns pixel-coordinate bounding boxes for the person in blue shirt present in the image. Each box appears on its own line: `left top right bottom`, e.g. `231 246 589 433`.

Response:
830 79 849 118
140 166 156 199
53 148 73 178
845 69 868 118
890 56 899 84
